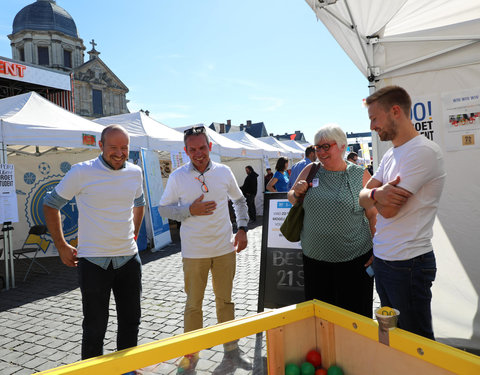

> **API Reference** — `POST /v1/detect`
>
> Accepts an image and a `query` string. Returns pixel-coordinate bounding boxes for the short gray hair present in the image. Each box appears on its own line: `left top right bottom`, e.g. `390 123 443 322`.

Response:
314 124 347 156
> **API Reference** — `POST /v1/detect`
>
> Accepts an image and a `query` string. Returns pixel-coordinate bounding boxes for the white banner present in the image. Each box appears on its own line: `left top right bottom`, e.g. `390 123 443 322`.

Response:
141 149 171 250
0 164 19 223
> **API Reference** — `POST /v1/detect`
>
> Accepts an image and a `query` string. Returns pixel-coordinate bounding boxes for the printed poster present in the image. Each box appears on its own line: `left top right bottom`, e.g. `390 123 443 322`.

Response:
267 199 301 250
442 89 480 151
0 164 19 223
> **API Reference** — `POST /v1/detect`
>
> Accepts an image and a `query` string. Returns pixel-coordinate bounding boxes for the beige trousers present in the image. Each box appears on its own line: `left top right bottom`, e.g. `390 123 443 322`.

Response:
182 251 236 334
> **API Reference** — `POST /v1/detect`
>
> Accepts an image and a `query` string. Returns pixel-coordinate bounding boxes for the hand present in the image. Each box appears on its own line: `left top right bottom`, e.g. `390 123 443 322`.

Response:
189 194 217 216
293 180 309 198
57 242 78 267
364 255 373 267
234 229 248 253
375 176 412 207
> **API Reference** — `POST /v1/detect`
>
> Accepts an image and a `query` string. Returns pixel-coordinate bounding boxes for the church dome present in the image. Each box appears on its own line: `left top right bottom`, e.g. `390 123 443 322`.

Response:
12 0 78 38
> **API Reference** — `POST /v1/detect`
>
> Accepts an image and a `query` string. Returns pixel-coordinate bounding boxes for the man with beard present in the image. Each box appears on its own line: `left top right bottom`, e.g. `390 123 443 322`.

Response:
359 86 446 340
43 124 145 359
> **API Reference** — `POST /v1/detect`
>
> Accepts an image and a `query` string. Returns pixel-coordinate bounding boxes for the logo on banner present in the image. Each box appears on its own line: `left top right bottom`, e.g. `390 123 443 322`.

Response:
24 164 78 252
411 100 435 141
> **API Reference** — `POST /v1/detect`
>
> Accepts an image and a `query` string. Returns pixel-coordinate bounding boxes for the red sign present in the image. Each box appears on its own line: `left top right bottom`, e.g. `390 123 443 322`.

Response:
82 133 97 146
0 60 26 78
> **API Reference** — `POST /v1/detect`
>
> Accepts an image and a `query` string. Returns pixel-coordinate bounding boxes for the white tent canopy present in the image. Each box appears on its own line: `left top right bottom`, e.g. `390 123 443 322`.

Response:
305 0 480 81
222 131 284 158
281 139 307 152
258 136 304 158
175 125 264 159
305 0 480 350
94 112 184 153
0 92 104 151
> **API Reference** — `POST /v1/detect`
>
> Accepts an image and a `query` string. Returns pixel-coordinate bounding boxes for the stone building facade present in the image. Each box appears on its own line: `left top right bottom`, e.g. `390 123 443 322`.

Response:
8 0 129 118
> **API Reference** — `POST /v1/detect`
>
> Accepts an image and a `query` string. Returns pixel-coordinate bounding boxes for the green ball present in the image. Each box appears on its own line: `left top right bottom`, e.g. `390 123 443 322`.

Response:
327 365 344 375
285 363 301 375
301 361 315 375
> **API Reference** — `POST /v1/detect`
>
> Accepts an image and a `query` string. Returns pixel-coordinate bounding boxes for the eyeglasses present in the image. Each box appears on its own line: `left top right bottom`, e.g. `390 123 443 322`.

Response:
314 142 337 152
184 126 206 135
195 173 209 193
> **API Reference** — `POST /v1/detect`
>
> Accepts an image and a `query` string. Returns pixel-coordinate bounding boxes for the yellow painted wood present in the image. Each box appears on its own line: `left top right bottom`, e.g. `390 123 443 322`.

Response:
34 300 480 375
311 300 480 375
34 302 314 375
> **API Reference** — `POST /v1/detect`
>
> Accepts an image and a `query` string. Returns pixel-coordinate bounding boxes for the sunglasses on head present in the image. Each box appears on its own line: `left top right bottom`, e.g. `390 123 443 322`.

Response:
184 126 206 135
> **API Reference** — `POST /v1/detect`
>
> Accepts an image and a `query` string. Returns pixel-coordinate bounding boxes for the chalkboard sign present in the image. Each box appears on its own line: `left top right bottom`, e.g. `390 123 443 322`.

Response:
257 192 306 312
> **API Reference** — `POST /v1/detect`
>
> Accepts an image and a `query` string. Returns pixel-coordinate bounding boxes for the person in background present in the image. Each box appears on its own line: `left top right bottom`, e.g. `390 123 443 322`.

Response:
158 125 251 373
288 124 376 318
367 161 374 175
264 168 273 190
347 152 359 164
266 157 289 192
288 145 316 189
359 85 446 339
241 165 259 224
43 125 145 360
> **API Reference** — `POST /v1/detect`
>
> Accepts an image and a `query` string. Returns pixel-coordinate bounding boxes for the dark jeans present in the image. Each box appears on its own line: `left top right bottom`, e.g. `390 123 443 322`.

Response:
373 251 436 340
303 250 373 318
78 253 142 359
245 193 256 221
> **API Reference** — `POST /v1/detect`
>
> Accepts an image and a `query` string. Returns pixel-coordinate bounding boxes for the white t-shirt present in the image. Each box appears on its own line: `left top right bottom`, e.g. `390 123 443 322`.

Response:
372 135 446 261
54 158 144 257
159 161 245 258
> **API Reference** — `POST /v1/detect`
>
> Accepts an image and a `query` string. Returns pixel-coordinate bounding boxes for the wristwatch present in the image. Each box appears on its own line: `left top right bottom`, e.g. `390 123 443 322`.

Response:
238 226 248 233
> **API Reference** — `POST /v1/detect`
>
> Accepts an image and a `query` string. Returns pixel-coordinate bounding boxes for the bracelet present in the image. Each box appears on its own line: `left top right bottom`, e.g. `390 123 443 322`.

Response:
369 188 377 201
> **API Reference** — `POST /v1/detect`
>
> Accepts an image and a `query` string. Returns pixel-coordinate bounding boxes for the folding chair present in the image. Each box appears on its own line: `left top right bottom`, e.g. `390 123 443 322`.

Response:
0 246 4 290
13 225 50 281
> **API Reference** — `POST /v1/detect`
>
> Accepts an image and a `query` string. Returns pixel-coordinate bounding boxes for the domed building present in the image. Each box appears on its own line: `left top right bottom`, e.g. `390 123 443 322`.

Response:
7 0 129 118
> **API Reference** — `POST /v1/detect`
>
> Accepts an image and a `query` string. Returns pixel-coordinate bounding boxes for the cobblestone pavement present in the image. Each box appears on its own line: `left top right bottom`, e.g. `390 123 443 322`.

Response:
0 223 266 375
0 221 379 375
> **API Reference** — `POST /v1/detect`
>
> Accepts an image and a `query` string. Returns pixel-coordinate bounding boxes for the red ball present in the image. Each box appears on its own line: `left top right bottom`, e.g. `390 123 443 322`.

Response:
305 350 322 368
315 369 327 375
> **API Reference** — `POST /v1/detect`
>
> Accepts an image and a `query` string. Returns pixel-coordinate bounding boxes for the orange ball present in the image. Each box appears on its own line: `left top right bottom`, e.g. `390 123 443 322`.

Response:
315 369 327 375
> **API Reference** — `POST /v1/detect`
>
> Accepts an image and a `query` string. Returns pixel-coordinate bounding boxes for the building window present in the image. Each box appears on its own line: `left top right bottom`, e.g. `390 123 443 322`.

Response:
92 89 103 115
18 48 25 62
38 46 49 65
64 49 72 68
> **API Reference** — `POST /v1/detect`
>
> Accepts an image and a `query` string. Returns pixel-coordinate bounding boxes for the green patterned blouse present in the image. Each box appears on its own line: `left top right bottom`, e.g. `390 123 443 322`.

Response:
300 163 372 262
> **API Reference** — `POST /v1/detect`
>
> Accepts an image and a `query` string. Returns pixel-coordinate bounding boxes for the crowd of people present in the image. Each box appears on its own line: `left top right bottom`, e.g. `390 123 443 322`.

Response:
42 85 445 373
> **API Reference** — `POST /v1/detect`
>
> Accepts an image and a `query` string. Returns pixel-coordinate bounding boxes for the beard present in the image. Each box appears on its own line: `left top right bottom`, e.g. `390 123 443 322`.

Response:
378 115 397 141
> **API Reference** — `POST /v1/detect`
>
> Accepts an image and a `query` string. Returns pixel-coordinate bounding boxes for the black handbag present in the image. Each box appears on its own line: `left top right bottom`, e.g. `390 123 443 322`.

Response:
280 163 321 242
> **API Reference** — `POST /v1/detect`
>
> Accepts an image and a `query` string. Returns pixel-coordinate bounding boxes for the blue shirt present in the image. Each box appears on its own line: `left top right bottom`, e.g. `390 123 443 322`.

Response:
273 171 289 192
288 157 312 189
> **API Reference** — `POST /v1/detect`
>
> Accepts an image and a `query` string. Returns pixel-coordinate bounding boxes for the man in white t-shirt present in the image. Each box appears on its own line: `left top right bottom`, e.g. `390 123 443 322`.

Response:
43 125 145 359
359 86 446 340
158 126 251 373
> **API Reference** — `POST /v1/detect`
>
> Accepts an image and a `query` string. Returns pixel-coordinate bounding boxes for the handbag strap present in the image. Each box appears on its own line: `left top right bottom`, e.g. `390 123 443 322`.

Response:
306 162 321 185
296 162 321 203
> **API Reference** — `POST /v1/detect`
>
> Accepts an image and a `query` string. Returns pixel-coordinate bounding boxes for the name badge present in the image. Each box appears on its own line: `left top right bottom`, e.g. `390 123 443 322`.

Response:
312 178 319 187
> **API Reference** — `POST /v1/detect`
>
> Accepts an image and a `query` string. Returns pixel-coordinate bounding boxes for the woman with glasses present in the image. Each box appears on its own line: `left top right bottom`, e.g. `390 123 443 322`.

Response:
287 124 377 318
266 157 289 192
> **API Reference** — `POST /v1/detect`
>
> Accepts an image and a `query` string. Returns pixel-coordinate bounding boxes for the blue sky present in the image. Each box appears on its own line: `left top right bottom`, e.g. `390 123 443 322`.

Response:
0 0 372 143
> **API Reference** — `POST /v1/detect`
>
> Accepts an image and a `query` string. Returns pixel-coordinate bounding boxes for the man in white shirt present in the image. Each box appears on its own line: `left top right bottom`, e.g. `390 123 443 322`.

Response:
43 125 145 359
159 126 251 373
359 86 445 340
